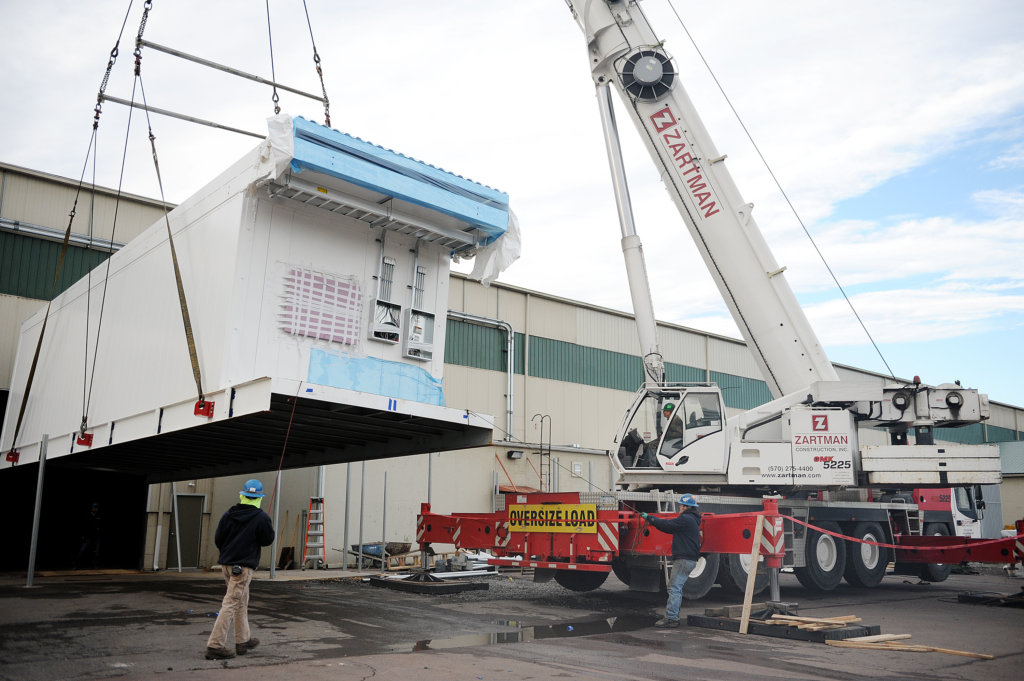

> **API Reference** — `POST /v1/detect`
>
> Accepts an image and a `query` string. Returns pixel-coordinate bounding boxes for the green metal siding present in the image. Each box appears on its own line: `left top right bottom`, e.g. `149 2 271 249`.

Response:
710 370 773 410
985 425 1019 442
528 337 646 392
444 319 506 371
665 362 706 384
935 424 984 444
446 330 775 407
0 231 109 300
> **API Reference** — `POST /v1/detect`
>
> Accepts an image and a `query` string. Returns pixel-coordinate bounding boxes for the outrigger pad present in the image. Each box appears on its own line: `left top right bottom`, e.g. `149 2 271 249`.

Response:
686 615 879 643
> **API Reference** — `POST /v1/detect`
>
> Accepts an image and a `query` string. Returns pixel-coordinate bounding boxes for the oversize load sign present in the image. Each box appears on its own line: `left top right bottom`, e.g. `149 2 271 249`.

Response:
508 504 598 533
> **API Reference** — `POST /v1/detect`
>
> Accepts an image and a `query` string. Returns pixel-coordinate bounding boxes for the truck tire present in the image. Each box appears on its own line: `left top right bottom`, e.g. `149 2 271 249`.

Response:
843 521 888 588
794 521 846 591
611 557 632 586
553 569 609 592
716 552 769 595
918 523 953 583
683 553 720 599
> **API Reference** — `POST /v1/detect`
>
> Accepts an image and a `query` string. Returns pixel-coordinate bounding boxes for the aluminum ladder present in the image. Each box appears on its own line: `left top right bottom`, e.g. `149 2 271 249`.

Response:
302 497 327 569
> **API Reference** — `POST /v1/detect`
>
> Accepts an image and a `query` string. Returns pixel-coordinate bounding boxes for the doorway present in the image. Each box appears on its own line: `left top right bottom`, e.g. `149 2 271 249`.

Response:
166 495 205 568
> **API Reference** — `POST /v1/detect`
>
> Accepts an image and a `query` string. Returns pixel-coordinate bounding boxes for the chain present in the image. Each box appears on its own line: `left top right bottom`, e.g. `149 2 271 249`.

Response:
302 0 331 126
133 0 153 77
314 53 330 127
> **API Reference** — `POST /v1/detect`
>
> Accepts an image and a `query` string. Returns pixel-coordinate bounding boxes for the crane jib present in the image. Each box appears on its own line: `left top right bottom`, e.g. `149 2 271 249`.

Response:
650 106 721 219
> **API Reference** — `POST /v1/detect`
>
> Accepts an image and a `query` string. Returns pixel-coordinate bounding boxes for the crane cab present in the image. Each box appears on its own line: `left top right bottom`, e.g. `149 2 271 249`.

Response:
614 384 728 483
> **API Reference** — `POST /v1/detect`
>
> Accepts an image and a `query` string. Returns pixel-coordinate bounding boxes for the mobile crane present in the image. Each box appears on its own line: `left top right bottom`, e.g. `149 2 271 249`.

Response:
416 0 1019 597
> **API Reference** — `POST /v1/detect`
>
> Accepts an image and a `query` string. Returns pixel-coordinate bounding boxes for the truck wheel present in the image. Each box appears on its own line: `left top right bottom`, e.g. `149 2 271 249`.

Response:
553 569 609 592
843 521 888 588
716 552 769 595
918 523 953 582
683 553 720 599
611 557 631 586
795 521 846 591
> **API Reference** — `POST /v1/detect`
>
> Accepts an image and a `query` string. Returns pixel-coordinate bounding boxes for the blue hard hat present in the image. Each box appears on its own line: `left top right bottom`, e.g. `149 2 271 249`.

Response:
679 493 698 507
240 479 265 498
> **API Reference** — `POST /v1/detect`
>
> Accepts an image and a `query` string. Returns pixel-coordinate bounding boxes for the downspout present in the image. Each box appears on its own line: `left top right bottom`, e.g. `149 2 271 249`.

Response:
447 310 515 441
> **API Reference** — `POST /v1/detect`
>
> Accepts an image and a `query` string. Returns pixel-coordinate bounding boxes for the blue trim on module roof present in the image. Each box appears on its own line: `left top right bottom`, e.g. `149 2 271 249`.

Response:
289 117 509 239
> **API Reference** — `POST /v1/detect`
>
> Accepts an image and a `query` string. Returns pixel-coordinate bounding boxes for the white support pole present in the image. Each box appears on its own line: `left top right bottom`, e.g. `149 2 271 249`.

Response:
25 435 48 588
382 472 388 561
270 468 282 579
171 481 182 573
343 463 351 569
358 461 365 571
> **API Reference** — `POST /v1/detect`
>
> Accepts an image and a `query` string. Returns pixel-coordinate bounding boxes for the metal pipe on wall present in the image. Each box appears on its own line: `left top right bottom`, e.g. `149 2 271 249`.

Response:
447 310 515 440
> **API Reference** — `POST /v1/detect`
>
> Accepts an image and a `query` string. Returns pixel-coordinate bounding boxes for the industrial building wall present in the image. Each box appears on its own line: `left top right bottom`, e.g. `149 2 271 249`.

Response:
0 162 172 394
3 160 1024 571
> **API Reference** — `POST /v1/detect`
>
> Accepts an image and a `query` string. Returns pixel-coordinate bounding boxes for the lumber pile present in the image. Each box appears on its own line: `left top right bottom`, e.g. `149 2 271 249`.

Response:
763 614 861 631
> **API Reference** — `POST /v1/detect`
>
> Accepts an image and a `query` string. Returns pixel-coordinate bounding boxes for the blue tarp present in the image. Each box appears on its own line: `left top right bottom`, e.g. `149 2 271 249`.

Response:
290 117 509 242
308 349 446 406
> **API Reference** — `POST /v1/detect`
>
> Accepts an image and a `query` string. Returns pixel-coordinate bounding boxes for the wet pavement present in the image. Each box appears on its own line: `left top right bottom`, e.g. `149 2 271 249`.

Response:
0 567 1022 680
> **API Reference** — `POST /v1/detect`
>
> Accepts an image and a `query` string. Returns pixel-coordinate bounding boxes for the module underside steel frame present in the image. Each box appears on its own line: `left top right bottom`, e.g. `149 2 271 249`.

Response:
6 378 493 483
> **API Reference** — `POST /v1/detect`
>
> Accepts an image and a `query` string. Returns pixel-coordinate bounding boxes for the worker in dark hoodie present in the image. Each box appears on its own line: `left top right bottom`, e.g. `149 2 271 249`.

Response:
204 479 275 660
640 493 702 628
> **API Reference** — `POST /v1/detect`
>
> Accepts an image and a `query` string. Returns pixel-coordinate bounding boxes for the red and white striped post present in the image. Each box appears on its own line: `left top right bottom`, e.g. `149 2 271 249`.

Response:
761 496 785 602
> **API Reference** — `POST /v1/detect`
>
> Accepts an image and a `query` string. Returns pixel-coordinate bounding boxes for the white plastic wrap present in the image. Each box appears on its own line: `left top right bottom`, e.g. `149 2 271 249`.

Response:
469 209 521 286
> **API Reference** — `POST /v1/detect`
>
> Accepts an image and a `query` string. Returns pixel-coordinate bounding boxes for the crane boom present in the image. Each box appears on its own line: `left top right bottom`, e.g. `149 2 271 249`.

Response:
567 0 835 399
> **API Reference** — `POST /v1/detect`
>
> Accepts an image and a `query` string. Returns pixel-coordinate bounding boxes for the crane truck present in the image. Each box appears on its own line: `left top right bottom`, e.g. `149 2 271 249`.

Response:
416 0 1021 598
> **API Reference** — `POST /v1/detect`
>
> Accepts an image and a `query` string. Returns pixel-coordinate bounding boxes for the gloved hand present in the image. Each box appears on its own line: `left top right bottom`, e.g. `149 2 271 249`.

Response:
640 512 649 519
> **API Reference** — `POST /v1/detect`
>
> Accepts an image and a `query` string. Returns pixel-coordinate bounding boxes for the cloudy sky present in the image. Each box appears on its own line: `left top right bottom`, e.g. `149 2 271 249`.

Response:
3 0 1023 407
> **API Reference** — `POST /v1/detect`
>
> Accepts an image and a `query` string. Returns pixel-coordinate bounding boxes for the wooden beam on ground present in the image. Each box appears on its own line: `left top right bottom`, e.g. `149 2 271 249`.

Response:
825 639 993 659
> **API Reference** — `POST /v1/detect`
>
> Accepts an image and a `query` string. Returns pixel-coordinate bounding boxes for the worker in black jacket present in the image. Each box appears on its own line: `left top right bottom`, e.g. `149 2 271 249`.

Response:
641 493 702 628
204 479 275 660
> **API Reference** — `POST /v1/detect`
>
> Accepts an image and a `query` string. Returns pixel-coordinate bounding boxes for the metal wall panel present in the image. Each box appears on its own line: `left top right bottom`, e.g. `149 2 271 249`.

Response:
1 167 169 243
659 326 709 371
707 335 761 378
986 425 1019 442
709 370 773 410
0 295 45 391
576 306 638 355
0 231 110 299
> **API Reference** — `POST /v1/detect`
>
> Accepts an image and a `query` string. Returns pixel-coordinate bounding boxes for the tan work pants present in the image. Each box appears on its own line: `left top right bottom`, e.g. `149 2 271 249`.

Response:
206 565 254 649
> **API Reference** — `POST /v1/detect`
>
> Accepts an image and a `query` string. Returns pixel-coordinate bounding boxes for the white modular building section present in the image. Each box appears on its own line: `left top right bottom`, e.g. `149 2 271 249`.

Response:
2 116 508 479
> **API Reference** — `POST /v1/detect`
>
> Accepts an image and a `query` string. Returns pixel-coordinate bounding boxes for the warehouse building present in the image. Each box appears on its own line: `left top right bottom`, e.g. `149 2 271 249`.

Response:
2 159 1022 571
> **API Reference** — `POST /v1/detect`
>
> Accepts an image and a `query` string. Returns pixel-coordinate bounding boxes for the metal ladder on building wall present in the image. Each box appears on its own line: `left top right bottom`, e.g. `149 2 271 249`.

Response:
302 497 327 569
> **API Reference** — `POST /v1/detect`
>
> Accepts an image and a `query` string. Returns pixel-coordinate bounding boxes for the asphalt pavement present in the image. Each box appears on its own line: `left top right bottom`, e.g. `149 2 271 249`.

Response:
0 566 1021 681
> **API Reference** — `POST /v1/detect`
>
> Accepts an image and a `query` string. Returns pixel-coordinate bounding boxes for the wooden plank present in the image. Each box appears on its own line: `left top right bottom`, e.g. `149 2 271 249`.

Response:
825 640 993 659
739 515 765 635
847 634 913 643
771 614 860 624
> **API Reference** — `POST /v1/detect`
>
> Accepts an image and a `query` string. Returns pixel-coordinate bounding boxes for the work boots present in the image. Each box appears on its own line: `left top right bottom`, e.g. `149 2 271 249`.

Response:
236 638 260 655
204 646 236 660
654 617 680 628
